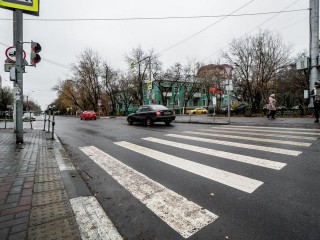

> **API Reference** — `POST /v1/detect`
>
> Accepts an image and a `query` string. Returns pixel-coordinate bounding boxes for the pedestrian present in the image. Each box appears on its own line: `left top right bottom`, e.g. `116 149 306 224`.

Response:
267 94 277 119
311 81 320 123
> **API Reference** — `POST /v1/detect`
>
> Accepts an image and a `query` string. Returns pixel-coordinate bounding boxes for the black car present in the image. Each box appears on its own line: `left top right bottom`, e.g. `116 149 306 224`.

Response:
127 105 175 126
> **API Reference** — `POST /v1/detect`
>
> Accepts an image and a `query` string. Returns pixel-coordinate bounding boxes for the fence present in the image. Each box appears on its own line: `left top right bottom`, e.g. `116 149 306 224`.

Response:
0 110 56 139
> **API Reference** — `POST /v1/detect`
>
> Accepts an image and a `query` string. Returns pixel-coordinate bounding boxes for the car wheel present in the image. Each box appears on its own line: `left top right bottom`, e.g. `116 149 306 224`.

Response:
127 118 133 125
94 117 96 120
165 121 171 126
146 118 153 126
80 118 83 120
193 112 196 114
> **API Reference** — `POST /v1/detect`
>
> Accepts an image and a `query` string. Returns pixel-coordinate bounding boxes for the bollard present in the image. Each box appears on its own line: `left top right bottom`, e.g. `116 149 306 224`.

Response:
4 111 7 129
47 107 51 133
43 113 47 131
51 106 55 139
29 111 33 129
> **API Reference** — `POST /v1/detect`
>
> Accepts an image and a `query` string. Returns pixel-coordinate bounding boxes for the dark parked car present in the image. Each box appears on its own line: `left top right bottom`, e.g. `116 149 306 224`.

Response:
127 105 175 126
234 103 248 114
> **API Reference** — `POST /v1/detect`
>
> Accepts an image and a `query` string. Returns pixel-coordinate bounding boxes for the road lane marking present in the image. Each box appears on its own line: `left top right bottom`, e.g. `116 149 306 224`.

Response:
192 131 311 147
197 128 317 141
211 126 320 136
223 125 320 132
115 141 263 193
70 196 123 240
79 146 218 238
142 138 286 170
167 134 301 156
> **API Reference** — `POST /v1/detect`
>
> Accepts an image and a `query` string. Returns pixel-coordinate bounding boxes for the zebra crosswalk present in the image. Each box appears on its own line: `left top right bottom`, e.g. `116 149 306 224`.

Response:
79 125 319 239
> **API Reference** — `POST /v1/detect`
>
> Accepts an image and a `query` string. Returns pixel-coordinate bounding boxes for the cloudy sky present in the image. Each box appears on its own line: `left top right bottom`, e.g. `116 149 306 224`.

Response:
0 0 309 110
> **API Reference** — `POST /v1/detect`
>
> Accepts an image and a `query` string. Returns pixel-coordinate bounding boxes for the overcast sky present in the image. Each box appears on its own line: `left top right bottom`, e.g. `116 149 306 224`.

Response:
0 0 309 110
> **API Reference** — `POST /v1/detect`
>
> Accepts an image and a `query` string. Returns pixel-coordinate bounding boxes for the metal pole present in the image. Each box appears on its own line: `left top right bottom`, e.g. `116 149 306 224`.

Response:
43 113 47 131
51 108 55 139
47 108 51 133
29 111 33 129
15 10 23 143
149 57 152 105
5 111 7 129
13 11 16 133
309 0 319 107
227 88 230 123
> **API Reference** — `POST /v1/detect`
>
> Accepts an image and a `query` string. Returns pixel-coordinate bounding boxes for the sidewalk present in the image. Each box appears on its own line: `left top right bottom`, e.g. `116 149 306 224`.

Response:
0 129 81 240
0 116 319 239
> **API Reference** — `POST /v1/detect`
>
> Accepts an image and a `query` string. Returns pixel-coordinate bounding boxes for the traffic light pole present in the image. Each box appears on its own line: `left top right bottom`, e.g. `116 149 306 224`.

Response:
309 0 319 106
15 9 24 143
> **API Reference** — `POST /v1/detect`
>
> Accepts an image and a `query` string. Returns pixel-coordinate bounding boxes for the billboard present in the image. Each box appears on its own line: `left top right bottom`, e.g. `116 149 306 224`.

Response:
0 0 39 12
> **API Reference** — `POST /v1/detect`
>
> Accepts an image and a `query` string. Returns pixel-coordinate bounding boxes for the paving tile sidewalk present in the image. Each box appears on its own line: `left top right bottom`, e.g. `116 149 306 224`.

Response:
0 129 81 240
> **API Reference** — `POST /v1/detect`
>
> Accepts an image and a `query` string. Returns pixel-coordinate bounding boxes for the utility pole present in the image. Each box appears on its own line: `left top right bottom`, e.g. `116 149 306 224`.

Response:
309 0 319 106
15 9 24 143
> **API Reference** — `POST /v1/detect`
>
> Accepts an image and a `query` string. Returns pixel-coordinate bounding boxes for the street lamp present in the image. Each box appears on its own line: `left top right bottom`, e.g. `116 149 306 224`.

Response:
224 66 233 124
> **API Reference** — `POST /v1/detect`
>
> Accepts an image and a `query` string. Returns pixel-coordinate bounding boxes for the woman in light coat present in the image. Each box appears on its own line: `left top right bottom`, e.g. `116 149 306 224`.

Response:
267 94 277 119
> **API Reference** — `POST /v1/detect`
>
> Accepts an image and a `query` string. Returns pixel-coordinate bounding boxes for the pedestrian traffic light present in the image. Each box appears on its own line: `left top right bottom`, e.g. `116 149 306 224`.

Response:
30 41 41 67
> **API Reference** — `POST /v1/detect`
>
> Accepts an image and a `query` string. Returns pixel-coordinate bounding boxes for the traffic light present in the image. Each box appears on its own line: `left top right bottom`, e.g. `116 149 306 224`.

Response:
30 41 41 67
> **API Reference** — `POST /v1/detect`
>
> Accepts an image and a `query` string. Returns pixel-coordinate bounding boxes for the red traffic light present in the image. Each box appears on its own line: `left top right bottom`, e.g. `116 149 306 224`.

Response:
31 54 41 64
30 41 41 66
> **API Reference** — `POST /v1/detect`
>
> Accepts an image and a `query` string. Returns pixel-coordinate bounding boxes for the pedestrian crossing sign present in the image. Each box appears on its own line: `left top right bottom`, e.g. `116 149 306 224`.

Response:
0 0 39 13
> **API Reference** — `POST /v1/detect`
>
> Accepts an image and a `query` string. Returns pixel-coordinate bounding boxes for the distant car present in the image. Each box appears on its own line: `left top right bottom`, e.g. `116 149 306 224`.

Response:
185 108 195 114
291 105 301 110
22 112 35 121
234 103 248 114
189 108 208 114
127 105 175 126
277 106 287 110
80 111 97 120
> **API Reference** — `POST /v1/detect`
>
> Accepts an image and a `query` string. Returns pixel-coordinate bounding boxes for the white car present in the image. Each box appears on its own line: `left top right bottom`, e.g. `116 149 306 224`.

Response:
23 112 36 121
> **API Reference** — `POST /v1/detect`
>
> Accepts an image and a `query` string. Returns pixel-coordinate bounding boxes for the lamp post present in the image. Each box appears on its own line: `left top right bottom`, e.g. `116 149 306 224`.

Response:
224 66 233 124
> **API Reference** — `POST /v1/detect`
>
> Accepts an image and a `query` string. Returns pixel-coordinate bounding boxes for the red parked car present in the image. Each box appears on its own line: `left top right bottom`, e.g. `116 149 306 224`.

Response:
80 111 97 120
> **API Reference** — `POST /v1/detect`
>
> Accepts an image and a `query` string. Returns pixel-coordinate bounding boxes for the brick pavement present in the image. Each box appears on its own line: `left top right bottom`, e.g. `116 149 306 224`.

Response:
0 129 80 240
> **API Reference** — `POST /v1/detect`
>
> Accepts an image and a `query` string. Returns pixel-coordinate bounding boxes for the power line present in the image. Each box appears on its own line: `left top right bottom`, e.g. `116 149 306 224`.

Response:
0 9 308 21
157 0 257 56
202 0 307 62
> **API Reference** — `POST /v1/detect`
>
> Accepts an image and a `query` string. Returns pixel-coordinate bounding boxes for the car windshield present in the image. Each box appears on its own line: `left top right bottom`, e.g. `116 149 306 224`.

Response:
150 105 168 110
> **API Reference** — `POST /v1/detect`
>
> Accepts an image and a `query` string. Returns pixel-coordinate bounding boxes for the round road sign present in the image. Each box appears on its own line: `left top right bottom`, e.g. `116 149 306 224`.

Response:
5 46 26 63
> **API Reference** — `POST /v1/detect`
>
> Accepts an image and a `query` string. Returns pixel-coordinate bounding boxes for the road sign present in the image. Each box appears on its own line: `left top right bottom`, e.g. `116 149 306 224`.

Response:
5 46 26 63
0 0 39 12
98 99 102 106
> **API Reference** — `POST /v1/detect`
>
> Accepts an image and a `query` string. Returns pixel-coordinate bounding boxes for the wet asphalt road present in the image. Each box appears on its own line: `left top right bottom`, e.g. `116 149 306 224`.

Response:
52 116 320 240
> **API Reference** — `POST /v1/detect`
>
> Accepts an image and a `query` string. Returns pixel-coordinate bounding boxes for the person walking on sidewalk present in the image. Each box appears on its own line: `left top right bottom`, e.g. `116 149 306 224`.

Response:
311 81 320 123
267 93 277 119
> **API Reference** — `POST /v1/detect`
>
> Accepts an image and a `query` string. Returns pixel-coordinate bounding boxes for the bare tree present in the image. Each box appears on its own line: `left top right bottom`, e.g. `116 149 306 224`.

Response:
223 30 292 111
72 49 102 112
0 86 14 111
101 62 119 115
126 46 162 105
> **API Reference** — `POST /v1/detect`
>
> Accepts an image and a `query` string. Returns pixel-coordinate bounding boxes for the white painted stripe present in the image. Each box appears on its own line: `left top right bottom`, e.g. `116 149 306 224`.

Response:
190 131 311 147
79 146 218 238
143 137 286 170
167 134 301 156
70 196 123 240
115 141 262 193
211 126 320 136
225 125 320 132
197 128 317 141
54 134 77 171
